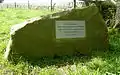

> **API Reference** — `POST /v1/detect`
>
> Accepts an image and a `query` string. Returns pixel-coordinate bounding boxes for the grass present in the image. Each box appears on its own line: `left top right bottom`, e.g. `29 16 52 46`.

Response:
0 8 120 75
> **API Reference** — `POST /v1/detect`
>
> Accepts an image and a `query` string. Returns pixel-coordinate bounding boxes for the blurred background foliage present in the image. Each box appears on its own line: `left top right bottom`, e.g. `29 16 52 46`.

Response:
88 0 119 34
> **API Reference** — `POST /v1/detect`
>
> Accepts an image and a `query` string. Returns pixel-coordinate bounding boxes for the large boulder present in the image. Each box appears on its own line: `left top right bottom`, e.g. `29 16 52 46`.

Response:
5 6 108 60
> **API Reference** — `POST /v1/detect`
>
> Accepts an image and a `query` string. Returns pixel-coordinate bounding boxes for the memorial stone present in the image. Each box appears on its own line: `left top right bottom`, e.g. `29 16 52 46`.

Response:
5 6 108 60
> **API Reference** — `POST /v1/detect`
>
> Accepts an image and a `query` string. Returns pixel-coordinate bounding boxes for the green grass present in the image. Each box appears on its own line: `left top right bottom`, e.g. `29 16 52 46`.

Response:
0 8 120 75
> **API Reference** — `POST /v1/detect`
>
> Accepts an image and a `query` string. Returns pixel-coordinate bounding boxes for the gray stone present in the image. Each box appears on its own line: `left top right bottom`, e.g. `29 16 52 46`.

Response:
114 2 120 28
5 6 108 60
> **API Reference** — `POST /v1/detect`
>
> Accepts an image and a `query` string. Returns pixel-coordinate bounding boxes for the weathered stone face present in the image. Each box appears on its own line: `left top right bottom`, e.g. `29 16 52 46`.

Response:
5 6 108 60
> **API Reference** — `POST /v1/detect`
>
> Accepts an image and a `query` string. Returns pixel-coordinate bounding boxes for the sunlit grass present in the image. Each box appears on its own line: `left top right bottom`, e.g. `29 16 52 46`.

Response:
0 8 120 75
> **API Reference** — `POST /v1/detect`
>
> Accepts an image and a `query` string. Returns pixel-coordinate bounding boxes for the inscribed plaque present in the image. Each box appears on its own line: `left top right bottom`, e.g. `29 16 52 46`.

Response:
55 21 86 39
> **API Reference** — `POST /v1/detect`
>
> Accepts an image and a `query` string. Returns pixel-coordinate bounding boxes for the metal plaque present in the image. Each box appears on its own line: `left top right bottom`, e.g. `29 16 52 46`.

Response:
55 20 86 39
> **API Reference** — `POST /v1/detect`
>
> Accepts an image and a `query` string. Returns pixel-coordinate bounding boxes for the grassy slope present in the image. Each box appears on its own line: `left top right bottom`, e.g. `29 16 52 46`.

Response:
0 8 120 75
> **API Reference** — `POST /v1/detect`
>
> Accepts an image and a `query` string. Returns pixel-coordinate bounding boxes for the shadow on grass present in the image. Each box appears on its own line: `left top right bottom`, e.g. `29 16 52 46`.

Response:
9 52 92 68
8 49 110 69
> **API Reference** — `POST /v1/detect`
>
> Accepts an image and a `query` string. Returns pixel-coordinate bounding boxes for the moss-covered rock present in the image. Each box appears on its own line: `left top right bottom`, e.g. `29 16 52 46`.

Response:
5 6 108 60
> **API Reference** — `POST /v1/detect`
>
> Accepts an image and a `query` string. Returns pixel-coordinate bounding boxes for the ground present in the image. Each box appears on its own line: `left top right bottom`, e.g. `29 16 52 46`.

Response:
0 8 120 75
